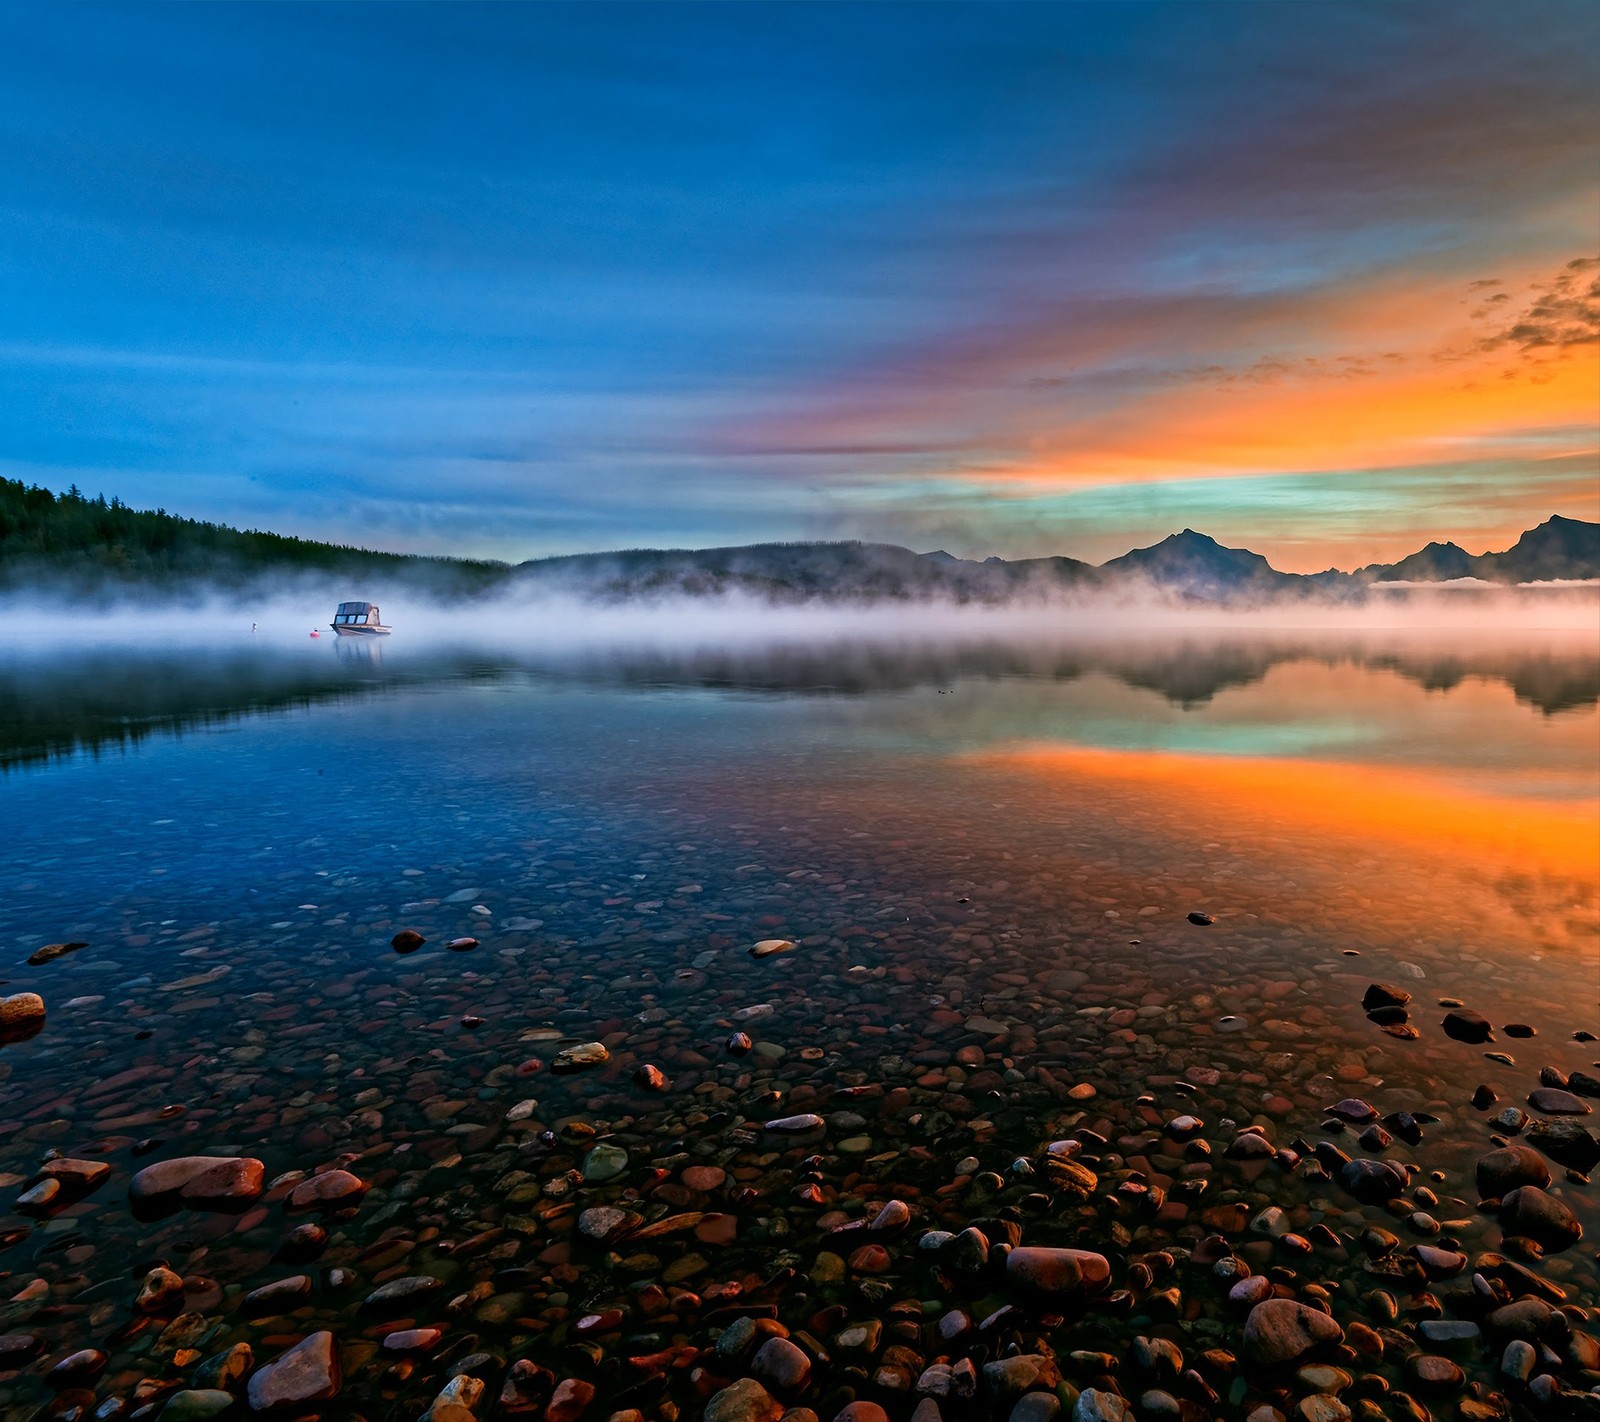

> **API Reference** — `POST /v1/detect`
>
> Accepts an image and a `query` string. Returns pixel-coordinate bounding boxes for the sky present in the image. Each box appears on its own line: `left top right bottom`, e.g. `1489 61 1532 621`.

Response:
0 1 1596 571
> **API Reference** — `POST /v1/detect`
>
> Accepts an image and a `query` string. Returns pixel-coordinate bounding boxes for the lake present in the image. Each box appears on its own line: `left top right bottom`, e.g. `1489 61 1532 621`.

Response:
1 617 1597 1420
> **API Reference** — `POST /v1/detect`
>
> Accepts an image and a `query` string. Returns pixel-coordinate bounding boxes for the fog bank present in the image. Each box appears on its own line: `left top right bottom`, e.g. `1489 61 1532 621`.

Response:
2 579 1597 655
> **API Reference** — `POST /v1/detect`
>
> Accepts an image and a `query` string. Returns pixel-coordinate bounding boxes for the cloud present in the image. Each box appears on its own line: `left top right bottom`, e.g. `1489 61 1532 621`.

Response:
1476 257 1600 353
1 1 1596 566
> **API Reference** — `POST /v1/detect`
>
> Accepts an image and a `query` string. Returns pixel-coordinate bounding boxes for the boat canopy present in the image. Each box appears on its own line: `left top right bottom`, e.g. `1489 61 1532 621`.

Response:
333 601 380 625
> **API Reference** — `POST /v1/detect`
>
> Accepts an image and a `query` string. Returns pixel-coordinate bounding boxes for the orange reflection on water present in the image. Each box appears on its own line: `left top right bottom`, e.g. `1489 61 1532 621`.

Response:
968 743 1600 885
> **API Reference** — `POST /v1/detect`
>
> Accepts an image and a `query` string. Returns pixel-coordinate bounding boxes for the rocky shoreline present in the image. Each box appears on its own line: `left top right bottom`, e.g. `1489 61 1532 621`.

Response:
2 954 1596 1422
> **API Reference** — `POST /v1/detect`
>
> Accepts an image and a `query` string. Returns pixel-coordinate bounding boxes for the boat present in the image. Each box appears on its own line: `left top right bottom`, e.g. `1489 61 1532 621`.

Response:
330 601 392 636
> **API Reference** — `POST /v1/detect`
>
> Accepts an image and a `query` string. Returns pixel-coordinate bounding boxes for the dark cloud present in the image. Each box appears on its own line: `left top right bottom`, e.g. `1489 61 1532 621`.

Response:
1477 258 1600 353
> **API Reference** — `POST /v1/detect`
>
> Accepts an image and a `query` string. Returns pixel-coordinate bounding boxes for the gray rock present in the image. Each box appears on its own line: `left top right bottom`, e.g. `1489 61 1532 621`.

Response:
1418 1320 1479 1346
750 1338 812 1394
1339 1158 1407 1203
161 1392 235 1422
1527 1088 1591 1116
1501 1340 1536 1383
246 1331 340 1412
1527 1119 1600 1172
1073 1391 1133 1422
705 1380 784 1422
1010 1395 1061 1422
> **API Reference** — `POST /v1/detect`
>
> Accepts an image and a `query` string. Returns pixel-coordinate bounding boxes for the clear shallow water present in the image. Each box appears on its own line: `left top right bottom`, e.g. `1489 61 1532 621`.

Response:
0 626 1597 1421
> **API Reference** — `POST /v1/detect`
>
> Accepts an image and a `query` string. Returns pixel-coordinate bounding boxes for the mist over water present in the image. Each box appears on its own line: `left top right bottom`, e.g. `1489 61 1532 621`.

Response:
3 575 1598 652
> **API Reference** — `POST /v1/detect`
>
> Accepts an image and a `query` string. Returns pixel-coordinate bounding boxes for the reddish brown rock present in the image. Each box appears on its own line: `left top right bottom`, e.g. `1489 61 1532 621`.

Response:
848 1243 892 1274
286 1169 368 1211
751 1336 812 1393
546 1378 595 1422
633 1063 670 1090
1499 1186 1583 1251
1005 1246 1111 1301
1242 1299 1344 1367
136 1265 186 1313
833 1405 891 1422
130 1156 265 1215
682 1165 726 1192
0 991 46 1040
40 1158 112 1192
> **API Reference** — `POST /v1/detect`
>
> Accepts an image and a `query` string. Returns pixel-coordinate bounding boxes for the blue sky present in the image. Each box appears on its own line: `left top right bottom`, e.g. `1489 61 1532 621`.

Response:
1 1 1596 568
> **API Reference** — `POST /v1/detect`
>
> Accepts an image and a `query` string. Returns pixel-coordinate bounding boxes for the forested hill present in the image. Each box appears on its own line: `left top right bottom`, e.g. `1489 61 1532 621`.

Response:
0 478 507 592
3 476 1596 602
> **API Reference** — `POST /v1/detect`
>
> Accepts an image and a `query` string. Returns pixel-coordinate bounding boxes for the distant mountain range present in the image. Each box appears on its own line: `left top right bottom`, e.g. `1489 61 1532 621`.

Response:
1 477 1595 603
509 515 1599 603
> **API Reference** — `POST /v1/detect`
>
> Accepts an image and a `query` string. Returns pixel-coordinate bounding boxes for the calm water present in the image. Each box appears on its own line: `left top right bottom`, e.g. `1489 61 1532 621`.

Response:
1 623 1597 1418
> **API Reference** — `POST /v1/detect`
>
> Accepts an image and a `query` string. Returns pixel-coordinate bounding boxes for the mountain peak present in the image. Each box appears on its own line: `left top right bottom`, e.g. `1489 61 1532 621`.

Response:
1100 527 1281 591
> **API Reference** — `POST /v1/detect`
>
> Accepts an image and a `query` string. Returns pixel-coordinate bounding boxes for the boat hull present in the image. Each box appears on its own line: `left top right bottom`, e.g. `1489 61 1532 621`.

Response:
331 625 391 636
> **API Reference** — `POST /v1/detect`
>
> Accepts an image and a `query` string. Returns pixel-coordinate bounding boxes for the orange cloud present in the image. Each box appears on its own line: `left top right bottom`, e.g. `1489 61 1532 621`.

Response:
984 257 1600 489
712 253 1600 508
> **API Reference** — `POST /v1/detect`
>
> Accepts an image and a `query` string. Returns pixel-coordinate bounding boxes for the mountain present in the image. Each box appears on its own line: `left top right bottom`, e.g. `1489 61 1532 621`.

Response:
1482 514 1600 583
1357 518 1600 584
1363 540 1478 583
1 476 1595 603
511 541 1096 603
1097 529 1295 597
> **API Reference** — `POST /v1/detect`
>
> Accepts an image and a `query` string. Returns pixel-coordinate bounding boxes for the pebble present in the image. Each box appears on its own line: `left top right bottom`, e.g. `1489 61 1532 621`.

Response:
1073 1391 1133 1422
26 941 86 965
1527 1087 1591 1116
705 1380 784 1422
286 1168 368 1210
129 1155 265 1213
245 1330 340 1411
1441 1009 1493 1043
0 991 46 1037
633 1063 670 1090
1498 1185 1583 1250
1004 1247 1111 1300
160 1389 236 1422
751 1336 813 1392
1476 1144 1551 1196
1242 1299 1343 1366
582 1144 629 1181
764 1113 825 1134
552 1041 610 1072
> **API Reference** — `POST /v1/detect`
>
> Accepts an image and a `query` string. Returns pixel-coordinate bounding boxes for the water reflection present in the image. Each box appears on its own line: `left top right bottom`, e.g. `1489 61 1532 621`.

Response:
2 628 1596 769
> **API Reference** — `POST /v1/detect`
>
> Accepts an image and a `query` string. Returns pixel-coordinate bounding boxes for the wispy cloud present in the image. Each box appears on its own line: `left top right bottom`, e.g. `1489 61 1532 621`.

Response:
0 1 1595 561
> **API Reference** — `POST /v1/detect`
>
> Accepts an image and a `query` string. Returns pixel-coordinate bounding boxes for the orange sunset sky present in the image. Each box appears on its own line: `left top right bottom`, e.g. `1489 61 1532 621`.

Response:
1 2 1596 565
